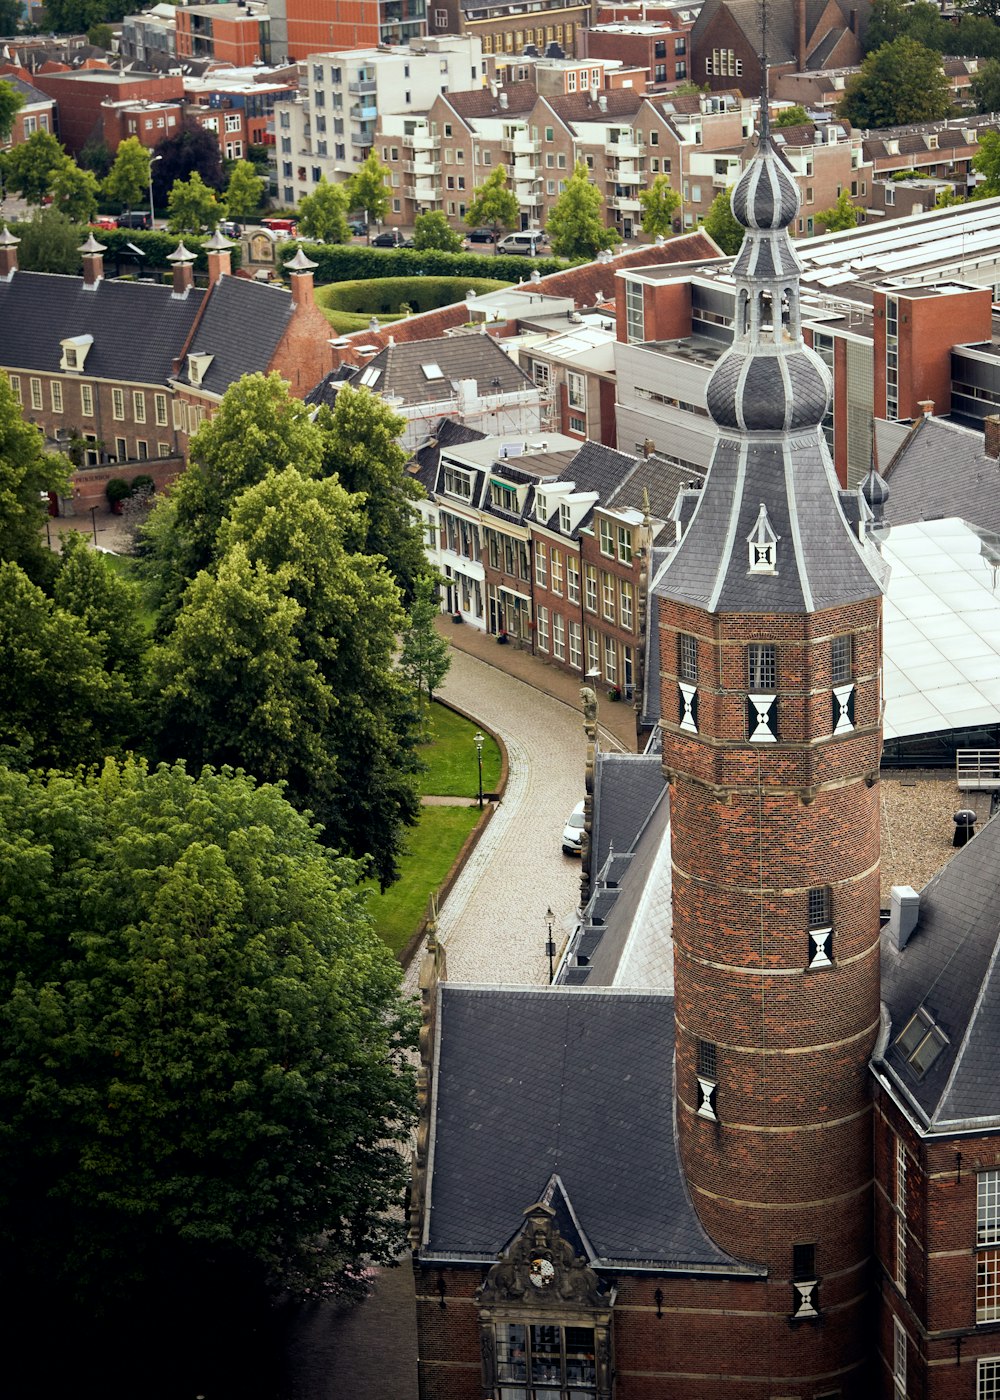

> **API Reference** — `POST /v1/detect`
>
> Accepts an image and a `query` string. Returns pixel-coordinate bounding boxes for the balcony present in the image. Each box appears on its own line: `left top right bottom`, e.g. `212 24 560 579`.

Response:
607 139 642 159
609 163 641 184
404 131 435 151
350 103 378 121
403 159 441 175
516 187 542 206
405 186 443 204
502 133 540 156
348 78 376 94
610 193 642 211
351 130 375 148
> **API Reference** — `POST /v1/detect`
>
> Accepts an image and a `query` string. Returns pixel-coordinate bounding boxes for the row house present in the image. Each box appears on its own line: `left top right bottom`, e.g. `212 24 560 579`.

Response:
426 0 590 61
862 117 995 200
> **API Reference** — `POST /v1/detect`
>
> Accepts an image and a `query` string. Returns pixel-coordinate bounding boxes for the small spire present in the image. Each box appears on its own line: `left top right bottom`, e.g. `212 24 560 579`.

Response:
862 431 890 526
758 0 770 144
167 241 196 264
78 231 106 254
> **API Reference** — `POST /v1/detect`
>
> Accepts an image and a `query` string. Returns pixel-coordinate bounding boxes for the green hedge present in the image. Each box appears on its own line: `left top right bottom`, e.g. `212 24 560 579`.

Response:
318 307 409 334
9 224 245 274
278 241 565 286
316 275 511 316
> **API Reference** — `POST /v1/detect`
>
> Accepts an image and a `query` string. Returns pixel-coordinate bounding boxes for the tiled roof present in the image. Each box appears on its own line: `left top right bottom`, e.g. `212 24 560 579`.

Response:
345 331 532 406
549 89 647 125
692 0 868 64
423 984 752 1271
445 81 538 120
591 752 666 878
883 414 1000 537
182 275 292 395
0 269 205 384
410 417 487 492
1 72 52 103
880 809 1000 1130
607 454 705 522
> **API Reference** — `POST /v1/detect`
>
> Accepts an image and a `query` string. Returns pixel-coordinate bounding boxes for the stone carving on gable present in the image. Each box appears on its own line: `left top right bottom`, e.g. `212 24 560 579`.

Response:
478 1203 605 1309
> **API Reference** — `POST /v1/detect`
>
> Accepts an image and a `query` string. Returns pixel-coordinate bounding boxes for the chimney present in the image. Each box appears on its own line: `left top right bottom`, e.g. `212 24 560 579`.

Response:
285 245 318 308
917 399 934 417
889 886 920 952
0 224 19 280
167 240 196 297
590 82 599 103
498 90 508 109
78 231 106 289
796 0 807 71
985 414 1000 460
598 93 608 113
203 227 234 283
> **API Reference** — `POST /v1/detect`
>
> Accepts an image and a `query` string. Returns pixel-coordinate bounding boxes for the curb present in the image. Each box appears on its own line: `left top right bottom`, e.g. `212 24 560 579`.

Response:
397 697 510 971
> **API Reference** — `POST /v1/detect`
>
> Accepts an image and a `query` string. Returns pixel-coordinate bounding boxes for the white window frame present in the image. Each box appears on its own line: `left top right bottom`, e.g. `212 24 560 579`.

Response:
619 578 633 631
567 370 586 410
599 519 614 557
535 540 548 587
893 1317 907 1399
617 525 632 564
30 377 43 411
601 572 616 623
8 374 21 404
979 1358 1000 1400
155 393 168 427
112 387 125 421
550 547 563 596
625 280 644 343
50 380 63 413
552 612 565 660
584 564 598 613
536 604 549 651
133 390 146 424
568 620 582 670
80 384 94 416
566 555 580 604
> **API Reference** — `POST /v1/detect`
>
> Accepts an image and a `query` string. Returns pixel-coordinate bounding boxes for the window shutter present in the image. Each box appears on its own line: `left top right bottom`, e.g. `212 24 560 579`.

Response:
747 693 777 742
679 683 698 734
832 683 855 735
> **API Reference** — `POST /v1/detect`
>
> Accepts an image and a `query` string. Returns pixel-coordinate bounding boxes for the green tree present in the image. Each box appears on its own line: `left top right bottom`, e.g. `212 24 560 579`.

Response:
0 78 24 144
464 164 519 240
700 185 745 255
813 189 862 232
546 160 621 260
3 128 68 204
866 0 949 51
11 206 84 275
316 383 427 602
412 209 464 251
153 471 422 886
151 122 225 205
0 758 416 1313
399 574 451 705
102 135 150 216
974 127 1000 194
296 175 350 243
166 169 226 234
347 149 390 232
637 173 681 239
224 157 265 226
87 20 113 46
972 57 1000 113
51 159 99 224
0 370 68 585
78 138 113 178
935 186 966 208
773 104 810 128
838 37 950 128
54 531 147 700
138 371 324 623
0 0 21 35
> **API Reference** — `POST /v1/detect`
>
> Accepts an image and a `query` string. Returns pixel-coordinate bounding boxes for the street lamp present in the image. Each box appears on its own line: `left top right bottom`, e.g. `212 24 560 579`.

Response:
474 731 485 810
148 153 162 226
545 906 556 984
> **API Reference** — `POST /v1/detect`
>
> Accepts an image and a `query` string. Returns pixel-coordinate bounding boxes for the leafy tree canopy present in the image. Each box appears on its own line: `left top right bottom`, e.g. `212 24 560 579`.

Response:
400 574 451 706
545 161 621 260
4 129 68 204
838 37 950 127
51 159 99 224
224 158 266 223
0 77 24 143
87 21 113 47
78 138 113 178
700 185 745 255
0 758 416 1326
866 0 950 52
296 175 350 243
465 165 519 237
151 122 225 204
102 134 150 213
39 0 134 32
637 173 681 239
413 209 464 251
974 127 1000 195
166 168 226 234
773 104 810 128
0 369 68 584
347 150 390 229
972 57 1000 113
0 0 21 35
814 188 863 232
10 205 85 275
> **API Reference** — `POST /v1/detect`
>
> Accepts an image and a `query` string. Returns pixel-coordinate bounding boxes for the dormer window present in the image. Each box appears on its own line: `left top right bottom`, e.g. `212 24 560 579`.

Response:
60 334 93 373
559 503 572 533
536 493 547 520
187 353 214 387
747 504 779 574
895 1007 948 1079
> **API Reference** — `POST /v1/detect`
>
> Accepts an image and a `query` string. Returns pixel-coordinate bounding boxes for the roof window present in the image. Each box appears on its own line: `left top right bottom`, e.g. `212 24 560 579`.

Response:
895 1007 948 1079
422 362 444 380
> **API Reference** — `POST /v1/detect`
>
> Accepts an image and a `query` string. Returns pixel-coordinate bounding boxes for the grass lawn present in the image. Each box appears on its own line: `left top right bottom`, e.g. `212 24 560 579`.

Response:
365 805 481 957
419 701 502 797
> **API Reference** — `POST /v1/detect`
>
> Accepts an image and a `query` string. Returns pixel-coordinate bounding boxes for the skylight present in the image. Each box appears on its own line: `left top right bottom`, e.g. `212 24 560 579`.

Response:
895 1006 948 1079
422 363 444 380
359 366 381 387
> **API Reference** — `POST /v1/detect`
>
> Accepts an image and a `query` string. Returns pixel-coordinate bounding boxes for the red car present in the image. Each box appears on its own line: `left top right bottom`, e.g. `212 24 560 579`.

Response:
90 215 117 231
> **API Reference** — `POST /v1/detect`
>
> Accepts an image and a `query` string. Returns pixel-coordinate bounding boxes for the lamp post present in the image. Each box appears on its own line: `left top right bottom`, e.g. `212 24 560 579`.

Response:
89 504 98 546
148 153 162 226
545 906 556 984
474 731 484 810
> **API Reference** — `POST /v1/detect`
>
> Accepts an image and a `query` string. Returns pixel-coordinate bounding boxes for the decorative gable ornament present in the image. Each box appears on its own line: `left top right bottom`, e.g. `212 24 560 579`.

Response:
792 1278 820 1319
696 1077 718 1120
478 1202 606 1311
747 502 779 574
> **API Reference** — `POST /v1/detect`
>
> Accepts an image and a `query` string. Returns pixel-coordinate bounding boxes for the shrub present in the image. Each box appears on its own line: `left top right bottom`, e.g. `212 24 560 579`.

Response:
315 275 510 317
10 224 245 274
279 241 565 285
105 477 131 505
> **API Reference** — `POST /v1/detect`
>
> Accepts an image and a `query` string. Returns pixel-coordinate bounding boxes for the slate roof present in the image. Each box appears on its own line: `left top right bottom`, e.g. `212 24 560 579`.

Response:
590 752 666 880
533 440 640 537
879 810 1000 1130
0 269 205 384
345 333 533 407
181 275 291 395
2 72 52 104
409 418 487 493
423 984 756 1272
549 88 647 125
692 0 868 65
607 454 705 523
883 414 1000 537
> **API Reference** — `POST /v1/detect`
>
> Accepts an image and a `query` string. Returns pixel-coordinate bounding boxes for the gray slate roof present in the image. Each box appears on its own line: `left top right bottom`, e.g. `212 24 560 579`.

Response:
345 333 533 407
182 275 292 395
879 810 1000 1130
0 270 205 385
410 418 487 493
590 752 666 878
884 414 1000 538
423 984 754 1272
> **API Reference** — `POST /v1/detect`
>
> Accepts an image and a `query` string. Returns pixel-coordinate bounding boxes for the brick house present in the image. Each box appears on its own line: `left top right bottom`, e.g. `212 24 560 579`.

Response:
0 73 56 148
580 13 695 90
27 68 185 155
426 0 591 61
690 0 869 95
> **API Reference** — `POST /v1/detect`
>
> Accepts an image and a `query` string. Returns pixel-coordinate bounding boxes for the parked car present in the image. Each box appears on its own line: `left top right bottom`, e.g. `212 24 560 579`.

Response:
219 219 240 237
371 229 413 247
466 226 498 243
90 215 117 231
260 216 298 239
561 800 586 856
117 211 153 230
348 219 368 237
496 230 549 256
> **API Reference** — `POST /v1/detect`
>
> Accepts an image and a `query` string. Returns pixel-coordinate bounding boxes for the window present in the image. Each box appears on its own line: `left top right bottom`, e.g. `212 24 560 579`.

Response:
537 604 549 651
696 1038 717 1120
30 378 43 412
980 1359 1000 1400
137 440 148 460
158 442 170 457
443 466 472 499
806 886 833 968
604 635 617 684
980 1171 1000 1247
832 634 853 685
155 393 168 427
553 612 565 660
895 1138 907 1294
50 381 63 413
599 519 614 556
679 633 698 683
550 548 563 595
435 7 447 23
747 643 776 690
490 479 519 512
601 572 616 624
625 279 644 343
979 1173 1000 1325
560 504 572 535
584 564 597 613
586 626 600 675
567 555 580 604
569 621 582 670
535 540 548 587
895 1007 948 1079
8 374 20 404
568 415 585 434
893 1318 907 1399
133 391 146 424
791 1242 819 1318
115 436 127 461
495 1323 596 1394
617 525 632 564
567 371 586 410
619 579 633 631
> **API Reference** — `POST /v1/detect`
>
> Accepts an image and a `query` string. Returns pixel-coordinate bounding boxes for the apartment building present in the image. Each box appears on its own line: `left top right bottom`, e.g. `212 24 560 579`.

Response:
426 0 591 60
174 2 272 66
268 0 427 64
119 5 178 67
275 35 481 206
28 68 184 156
580 16 694 89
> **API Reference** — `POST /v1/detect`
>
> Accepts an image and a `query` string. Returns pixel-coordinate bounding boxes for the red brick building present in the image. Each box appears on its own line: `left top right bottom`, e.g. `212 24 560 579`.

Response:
28 68 184 156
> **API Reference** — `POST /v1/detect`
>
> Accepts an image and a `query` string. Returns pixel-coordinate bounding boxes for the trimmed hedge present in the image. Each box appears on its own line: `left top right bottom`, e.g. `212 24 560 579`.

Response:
278 240 566 286
10 223 243 274
316 276 511 316
318 307 409 334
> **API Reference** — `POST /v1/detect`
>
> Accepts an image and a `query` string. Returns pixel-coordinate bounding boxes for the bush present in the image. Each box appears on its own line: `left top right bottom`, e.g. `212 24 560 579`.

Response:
105 477 131 505
279 241 565 286
129 474 155 494
10 224 245 275
316 275 510 316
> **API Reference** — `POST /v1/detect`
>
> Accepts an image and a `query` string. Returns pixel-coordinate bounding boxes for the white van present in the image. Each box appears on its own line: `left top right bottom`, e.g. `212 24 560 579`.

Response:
496 231 548 256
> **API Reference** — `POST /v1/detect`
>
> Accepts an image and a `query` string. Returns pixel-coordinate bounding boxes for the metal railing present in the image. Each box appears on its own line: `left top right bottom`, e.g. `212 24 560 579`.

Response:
957 749 1000 789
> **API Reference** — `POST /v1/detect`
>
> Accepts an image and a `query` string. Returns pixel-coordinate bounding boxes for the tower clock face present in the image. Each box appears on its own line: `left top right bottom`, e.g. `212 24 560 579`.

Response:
529 1256 555 1289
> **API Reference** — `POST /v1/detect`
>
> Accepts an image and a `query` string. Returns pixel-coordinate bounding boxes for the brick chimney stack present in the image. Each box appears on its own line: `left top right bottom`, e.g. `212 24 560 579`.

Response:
796 0 807 70
0 224 19 281
167 240 196 297
285 245 318 309
985 414 1000 459
203 227 234 283
78 231 106 290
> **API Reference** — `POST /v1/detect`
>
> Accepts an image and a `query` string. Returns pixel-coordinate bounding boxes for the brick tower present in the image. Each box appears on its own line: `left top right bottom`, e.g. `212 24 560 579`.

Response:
655 97 886 1395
